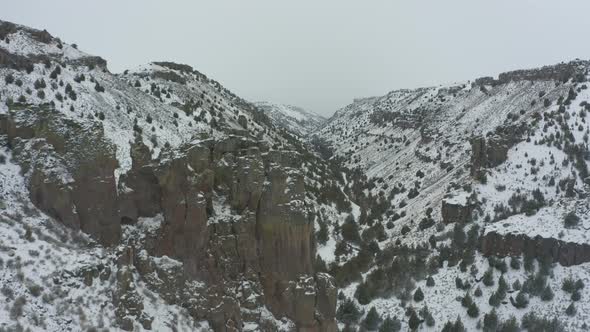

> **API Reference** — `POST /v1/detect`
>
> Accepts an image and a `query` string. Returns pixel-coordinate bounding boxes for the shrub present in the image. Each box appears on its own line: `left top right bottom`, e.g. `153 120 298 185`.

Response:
510 257 521 270
474 287 482 297
426 276 435 287
10 296 26 320
562 277 576 293
5 73 14 84
564 212 580 228
565 302 576 316
521 312 564 332
541 285 554 301
513 291 528 308
34 78 46 89
94 82 105 92
571 290 581 302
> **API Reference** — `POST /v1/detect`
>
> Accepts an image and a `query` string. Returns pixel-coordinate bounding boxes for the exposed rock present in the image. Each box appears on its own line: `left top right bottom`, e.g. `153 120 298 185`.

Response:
238 114 248 129
0 105 121 245
473 59 589 86
441 198 474 224
470 124 528 180
481 231 590 267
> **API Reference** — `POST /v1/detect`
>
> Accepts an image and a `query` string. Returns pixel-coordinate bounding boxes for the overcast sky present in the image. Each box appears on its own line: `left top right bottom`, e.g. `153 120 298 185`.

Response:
4 1 590 116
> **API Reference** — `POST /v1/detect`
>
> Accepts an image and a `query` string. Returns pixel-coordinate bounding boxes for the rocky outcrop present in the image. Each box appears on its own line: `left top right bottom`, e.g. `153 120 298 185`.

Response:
481 231 590 267
114 136 336 330
1 103 336 330
473 60 589 86
0 105 121 245
441 198 474 224
470 124 527 180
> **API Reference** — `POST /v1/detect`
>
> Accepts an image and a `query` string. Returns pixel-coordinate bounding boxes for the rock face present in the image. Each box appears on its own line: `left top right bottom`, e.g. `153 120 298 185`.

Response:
0 104 336 330
0 105 121 245
474 59 589 86
481 231 590 267
441 198 473 224
470 124 527 181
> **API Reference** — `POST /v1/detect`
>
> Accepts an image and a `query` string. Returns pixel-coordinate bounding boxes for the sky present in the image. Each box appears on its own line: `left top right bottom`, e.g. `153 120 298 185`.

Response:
4 1 590 116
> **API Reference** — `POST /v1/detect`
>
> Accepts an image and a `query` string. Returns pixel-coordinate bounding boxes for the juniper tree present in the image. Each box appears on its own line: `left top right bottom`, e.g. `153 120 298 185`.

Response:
413 287 424 302
363 307 381 330
541 285 554 301
566 302 576 316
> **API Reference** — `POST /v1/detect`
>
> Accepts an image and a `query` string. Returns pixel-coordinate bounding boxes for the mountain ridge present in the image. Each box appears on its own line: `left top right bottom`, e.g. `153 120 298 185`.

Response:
1 18 590 332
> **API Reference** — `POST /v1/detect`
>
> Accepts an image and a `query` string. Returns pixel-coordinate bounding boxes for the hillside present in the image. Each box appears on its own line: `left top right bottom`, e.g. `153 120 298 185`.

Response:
0 19 353 331
254 101 326 137
2 17 590 332
314 60 590 331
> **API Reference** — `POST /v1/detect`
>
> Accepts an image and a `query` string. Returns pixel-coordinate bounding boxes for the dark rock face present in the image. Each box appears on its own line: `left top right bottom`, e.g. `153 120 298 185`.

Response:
474 60 589 86
67 56 108 70
1 103 336 330
441 199 473 224
0 105 121 245
470 124 527 180
481 231 590 267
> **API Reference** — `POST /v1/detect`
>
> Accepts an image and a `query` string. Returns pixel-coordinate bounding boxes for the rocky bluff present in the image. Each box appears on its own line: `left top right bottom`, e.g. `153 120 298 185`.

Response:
0 104 336 331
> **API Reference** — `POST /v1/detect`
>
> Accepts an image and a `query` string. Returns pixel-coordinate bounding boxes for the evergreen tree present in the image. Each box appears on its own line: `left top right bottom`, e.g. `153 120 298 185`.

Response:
571 290 581 302
379 315 401 332
488 292 500 307
453 315 465 332
497 275 508 297
566 302 576 316
408 311 421 330
413 287 424 302
474 286 483 297
341 215 361 243
499 316 519 332
355 281 372 305
483 309 498 332
363 307 381 330
336 298 361 324
514 291 529 309
541 285 554 301
461 292 473 308
512 279 521 291
426 276 435 287
510 256 521 270
483 268 494 286
441 321 454 332
467 302 479 318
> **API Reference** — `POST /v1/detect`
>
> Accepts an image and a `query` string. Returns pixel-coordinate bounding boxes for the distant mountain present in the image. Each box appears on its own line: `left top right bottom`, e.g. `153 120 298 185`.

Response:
254 101 325 136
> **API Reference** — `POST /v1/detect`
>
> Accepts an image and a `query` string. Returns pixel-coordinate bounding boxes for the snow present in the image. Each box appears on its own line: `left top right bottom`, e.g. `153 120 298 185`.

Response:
484 203 590 244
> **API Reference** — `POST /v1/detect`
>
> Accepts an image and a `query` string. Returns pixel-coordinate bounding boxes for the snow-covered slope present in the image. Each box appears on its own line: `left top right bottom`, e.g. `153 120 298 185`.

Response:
254 101 326 137
0 19 354 331
314 60 590 330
